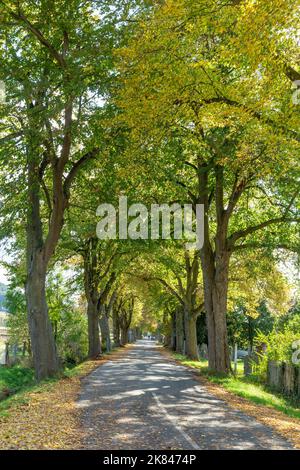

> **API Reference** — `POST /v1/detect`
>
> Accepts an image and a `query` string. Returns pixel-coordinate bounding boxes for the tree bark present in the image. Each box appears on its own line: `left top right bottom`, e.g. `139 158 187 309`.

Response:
26 153 58 380
169 311 176 350
212 253 231 373
198 163 231 373
184 309 199 360
119 296 134 346
175 307 184 354
26 252 58 379
100 312 111 352
200 246 231 372
87 298 101 358
113 308 121 347
83 239 102 358
120 328 128 346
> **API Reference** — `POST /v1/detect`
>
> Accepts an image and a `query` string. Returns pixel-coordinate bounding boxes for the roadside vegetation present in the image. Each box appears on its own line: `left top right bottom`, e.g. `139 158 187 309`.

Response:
172 353 300 421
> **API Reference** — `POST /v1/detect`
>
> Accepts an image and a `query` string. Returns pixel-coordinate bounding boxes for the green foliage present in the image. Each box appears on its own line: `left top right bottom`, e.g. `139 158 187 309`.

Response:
277 306 300 334
0 283 7 310
0 365 35 396
6 286 29 348
254 315 300 379
227 302 276 349
47 272 88 365
56 309 88 365
257 318 300 364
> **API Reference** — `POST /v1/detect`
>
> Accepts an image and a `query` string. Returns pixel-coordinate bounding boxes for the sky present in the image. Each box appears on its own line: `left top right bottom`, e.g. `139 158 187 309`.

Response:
0 244 10 285
0 266 8 284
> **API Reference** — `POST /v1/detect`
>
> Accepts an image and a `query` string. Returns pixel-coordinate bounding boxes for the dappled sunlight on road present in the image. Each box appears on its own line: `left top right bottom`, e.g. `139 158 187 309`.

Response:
77 340 293 450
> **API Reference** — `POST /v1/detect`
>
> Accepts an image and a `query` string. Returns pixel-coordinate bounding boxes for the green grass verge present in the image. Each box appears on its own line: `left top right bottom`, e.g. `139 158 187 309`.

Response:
0 360 95 417
173 353 300 420
0 365 35 395
0 373 58 418
0 346 123 416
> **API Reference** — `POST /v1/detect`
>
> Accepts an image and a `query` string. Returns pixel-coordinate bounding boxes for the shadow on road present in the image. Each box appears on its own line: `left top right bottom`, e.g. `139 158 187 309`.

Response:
77 340 293 450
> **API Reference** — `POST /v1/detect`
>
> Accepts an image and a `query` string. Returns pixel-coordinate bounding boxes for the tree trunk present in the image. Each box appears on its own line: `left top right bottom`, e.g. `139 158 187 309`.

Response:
184 309 199 360
120 328 128 346
197 162 231 374
201 251 231 373
175 307 184 354
100 313 111 352
26 253 58 380
212 289 230 372
168 312 176 349
26 151 59 380
5 342 9 366
113 309 121 347
87 298 101 358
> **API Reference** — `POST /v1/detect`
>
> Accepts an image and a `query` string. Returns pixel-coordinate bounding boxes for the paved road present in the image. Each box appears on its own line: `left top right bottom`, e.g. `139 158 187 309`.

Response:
77 340 293 450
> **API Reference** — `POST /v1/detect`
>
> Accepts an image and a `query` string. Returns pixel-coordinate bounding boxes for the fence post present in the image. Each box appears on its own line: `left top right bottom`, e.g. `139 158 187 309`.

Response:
267 360 284 391
244 355 252 376
283 363 296 395
233 343 238 375
5 342 9 366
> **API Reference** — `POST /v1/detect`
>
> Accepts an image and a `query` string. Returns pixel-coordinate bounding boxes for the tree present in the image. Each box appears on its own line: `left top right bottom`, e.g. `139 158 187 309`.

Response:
116 0 300 372
138 247 204 359
82 238 118 357
0 0 136 379
99 289 117 352
119 294 135 345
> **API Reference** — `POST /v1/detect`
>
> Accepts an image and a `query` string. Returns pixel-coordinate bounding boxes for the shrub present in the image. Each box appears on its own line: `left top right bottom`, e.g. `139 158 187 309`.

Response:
254 326 300 379
56 309 88 365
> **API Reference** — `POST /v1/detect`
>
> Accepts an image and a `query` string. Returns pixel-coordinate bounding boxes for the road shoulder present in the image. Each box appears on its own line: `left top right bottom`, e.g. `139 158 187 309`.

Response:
160 347 299 449
0 346 132 449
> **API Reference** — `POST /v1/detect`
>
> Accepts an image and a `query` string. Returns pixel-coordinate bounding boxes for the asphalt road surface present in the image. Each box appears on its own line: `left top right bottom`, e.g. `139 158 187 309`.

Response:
77 340 294 450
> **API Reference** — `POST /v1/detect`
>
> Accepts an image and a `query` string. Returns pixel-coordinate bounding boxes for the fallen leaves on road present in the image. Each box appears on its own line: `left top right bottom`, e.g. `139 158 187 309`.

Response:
0 347 132 449
198 378 300 450
0 361 98 449
162 349 300 450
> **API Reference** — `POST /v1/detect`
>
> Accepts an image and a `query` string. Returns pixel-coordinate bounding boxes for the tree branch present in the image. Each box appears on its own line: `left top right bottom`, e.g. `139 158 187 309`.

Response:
63 148 99 197
233 242 300 253
2 3 66 68
228 216 300 248
0 131 23 144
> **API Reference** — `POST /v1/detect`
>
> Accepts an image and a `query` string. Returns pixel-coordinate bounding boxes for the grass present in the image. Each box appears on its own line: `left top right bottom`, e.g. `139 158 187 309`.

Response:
0 345 124 416
0 360 90 417
0 365 35 395
173 352 300 420
0 360 90 396
173 353 245 376
0 374 57 418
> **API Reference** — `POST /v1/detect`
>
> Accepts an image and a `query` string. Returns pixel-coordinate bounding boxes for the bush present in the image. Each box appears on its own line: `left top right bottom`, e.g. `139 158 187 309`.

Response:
56 309 88 366
0 365 35 398
255 325 300 380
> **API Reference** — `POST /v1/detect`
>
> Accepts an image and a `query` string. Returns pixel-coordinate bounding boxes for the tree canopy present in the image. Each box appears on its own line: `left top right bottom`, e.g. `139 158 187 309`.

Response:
0 0 299 378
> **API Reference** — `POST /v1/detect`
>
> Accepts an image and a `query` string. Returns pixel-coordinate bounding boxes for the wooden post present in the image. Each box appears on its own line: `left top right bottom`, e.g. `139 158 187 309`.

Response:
234 343 238 375
283 363 296 395
5 342 9 366
267 360 284 391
